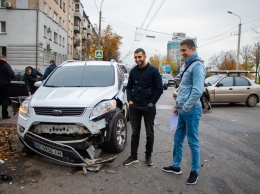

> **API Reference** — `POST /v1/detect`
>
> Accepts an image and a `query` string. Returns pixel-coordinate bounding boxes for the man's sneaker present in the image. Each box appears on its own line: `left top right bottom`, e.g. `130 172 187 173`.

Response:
123 156 138 166
162 166 182 174
145 156 153 166
187 171 199 185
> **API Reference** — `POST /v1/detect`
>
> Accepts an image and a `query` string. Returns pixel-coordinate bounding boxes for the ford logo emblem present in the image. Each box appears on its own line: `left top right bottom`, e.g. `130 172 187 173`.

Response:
52 110 62 116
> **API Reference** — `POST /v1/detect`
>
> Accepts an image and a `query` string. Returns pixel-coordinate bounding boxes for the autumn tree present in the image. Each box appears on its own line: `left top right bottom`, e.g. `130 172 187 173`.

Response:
100 25 122 61
149 55 177 74
208 50 237 70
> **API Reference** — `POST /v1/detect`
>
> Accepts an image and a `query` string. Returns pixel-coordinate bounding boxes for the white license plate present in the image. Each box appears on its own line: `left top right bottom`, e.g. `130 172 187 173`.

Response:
34 142 63 157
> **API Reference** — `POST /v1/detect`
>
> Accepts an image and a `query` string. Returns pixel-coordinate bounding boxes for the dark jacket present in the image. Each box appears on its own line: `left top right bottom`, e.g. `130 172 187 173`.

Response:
24 67 43 93
0 59 15 86
44 64 57 79
126 63 163 105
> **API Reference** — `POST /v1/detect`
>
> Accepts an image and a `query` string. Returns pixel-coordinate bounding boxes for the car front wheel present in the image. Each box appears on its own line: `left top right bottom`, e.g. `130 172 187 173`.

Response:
104 110 127 153
246 95 258 107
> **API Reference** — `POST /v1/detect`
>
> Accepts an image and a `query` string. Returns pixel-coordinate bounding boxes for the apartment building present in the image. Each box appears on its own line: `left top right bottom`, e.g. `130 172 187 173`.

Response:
167 32 197 67
0 0 96 71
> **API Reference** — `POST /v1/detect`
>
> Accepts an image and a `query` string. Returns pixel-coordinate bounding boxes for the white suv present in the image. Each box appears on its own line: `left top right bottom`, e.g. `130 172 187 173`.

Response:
17 60 129 167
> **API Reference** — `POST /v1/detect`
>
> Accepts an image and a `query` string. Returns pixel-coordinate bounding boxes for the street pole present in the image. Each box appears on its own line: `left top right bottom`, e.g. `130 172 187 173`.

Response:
228 11 242 70
97 0 104 51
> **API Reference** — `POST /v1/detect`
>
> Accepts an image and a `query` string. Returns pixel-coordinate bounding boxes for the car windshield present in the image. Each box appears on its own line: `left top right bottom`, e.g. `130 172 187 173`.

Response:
205 75 223 85
161 74 174 80
44 65 115 87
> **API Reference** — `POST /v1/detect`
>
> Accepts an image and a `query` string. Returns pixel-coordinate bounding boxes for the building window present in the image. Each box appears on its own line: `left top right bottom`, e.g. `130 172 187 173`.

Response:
0 46 6 56
54 0 58 4
44 25 47 37
44 2 47 14
48 29 52 40
49 7 52 18
62 38 65 47
54 12 57 23
0 21 6 33
63 2 65 12
0 0 5 7
59 35 61 45
60 0 62 8
54 32 58 43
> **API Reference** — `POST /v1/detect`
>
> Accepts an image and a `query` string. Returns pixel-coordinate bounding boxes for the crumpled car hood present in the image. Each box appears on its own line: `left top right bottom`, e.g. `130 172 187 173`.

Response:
30 86 118 107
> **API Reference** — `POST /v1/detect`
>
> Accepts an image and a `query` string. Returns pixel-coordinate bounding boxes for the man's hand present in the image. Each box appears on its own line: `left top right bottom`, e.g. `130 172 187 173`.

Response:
172 107 178 115
28 92 31 96
128 101 133 105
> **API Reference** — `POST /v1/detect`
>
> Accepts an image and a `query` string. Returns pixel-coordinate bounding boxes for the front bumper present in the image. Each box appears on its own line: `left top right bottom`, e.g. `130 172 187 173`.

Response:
20 132 116 167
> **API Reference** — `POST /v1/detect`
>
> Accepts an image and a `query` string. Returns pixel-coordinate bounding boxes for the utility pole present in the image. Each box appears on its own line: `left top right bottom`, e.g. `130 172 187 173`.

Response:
228 11 242 70
97 0 104 51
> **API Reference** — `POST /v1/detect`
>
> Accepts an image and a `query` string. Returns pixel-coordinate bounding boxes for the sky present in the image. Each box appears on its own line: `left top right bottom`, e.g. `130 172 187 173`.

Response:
82 0 260 67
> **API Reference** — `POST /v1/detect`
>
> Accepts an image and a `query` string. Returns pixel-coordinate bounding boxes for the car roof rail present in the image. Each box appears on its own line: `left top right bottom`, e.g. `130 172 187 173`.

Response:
210 70 256 76
59 60 77 67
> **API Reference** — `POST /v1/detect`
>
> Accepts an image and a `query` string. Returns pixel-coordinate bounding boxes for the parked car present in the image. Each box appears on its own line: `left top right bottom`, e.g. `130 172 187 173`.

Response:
173 73 181 88
162 78 168 90
161 74 175 86
123 73 129 87
17 60 129 168
204 71 260 107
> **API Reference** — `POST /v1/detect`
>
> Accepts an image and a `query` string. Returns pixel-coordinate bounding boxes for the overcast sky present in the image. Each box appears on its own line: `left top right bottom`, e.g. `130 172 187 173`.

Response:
82 0 260 67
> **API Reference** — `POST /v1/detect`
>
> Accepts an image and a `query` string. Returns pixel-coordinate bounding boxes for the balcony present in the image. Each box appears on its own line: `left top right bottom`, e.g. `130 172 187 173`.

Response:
74 26 80 32
74 39 80 46
74 12 83 21
73 52 80 60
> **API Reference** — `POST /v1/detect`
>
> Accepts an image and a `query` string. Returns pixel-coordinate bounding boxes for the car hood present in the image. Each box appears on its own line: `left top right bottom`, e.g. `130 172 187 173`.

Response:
30 86 118 107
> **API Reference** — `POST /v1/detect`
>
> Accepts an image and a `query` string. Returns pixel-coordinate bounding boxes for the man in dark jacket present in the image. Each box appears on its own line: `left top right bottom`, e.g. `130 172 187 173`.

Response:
24 66 43 96
43 59 57 79
123 48 163 166
0 56 15 119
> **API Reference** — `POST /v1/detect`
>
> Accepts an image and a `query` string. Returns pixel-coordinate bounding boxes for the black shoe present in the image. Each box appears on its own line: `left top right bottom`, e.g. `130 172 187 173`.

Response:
187 171 199 185
145 156 153 166
162 166 182 174
123 156 138 166
2 116 11 119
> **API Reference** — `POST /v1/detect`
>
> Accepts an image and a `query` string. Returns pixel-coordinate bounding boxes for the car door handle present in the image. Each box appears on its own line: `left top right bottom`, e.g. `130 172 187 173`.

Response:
247 87 250 90
229 88 233 90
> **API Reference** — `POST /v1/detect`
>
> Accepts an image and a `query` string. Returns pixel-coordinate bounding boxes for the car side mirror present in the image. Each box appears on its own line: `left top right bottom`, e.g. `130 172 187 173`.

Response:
34 81 43 87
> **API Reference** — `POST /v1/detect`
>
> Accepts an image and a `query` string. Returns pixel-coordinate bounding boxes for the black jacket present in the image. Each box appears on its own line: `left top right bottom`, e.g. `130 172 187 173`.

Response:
126 63 163 105
0 59 15 86
24 66 43 92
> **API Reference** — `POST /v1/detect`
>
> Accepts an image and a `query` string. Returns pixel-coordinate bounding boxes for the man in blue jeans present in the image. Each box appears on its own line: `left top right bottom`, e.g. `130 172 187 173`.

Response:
162 39 206 185
123 48 163 166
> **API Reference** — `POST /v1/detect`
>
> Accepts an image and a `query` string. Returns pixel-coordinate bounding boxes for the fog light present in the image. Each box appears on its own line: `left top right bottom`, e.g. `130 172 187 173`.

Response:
19 126 25 133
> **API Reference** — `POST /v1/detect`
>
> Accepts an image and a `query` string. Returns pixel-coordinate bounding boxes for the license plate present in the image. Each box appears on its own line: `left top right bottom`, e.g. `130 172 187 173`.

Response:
34 142 63 157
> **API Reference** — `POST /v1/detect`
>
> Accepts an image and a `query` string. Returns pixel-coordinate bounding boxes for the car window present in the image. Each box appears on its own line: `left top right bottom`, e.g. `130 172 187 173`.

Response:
218 77 233 86
45 65 115 87
205 75 223 85
234 76 251 86
161 74 174 80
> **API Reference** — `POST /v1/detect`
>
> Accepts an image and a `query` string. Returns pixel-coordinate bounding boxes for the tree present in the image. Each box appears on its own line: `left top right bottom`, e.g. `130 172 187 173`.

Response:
100 25 122 61
208 50 236 70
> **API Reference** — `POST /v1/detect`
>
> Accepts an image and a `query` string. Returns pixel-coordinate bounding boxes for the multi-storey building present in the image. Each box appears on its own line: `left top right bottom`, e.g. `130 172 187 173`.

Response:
167 32 197 67
0 0 96 71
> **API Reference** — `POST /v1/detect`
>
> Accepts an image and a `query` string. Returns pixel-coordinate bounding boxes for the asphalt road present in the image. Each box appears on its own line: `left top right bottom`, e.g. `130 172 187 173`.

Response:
1 87 260 194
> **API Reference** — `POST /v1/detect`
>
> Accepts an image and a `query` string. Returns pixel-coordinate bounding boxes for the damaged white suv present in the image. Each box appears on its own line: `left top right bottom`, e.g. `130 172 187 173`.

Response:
17 60 128 167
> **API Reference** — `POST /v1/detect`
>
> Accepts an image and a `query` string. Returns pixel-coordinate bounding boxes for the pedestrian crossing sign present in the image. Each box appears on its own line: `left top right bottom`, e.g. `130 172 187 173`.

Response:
95 50 103 58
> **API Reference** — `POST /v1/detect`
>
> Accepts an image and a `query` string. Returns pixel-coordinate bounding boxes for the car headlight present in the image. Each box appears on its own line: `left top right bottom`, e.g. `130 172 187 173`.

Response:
19 99 30 117
90 100 116 120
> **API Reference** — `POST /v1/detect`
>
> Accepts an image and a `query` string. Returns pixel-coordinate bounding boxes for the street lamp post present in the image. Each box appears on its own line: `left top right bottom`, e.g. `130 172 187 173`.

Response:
228 11 242 70
98 0 104 51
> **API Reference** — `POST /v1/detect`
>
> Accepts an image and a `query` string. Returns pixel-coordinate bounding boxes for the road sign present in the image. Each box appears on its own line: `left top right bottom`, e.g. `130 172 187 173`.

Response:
95 50 103 58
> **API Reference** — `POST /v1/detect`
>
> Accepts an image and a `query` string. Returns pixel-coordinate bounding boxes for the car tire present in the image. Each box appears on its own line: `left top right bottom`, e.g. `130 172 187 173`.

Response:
201 95 211 110
246 95 258 107
104 111 127 153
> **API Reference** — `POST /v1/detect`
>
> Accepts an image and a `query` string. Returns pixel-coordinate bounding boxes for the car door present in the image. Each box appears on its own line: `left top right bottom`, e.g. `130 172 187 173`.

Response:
214 76 235 102
233 76 252 102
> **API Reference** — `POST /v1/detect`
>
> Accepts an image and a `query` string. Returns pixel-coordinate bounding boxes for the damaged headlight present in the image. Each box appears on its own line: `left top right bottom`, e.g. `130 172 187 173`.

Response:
90 100 116 120
19 99 30 117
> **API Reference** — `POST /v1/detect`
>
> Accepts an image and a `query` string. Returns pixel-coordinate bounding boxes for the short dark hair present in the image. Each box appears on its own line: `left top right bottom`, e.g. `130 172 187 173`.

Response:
50 59 55 64
134 48 146 55
25 66 31 73
180 39 196 49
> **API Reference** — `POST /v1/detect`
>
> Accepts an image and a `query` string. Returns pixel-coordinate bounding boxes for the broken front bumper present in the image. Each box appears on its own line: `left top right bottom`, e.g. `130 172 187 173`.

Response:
20 131 116 167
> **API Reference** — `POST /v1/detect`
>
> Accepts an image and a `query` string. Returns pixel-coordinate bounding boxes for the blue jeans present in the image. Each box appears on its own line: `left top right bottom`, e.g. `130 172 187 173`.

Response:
129 104 156 157
172 107 202 172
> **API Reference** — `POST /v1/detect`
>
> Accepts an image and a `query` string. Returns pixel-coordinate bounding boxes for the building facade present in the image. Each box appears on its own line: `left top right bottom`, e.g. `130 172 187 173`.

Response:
0 0 96 70
167 32 197 67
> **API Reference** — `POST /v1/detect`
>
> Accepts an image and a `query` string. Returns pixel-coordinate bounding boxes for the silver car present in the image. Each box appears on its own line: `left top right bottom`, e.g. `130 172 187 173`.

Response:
205 72 260 107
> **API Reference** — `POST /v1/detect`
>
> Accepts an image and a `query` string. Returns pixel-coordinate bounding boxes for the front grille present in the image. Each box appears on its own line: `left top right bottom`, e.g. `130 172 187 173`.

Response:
34 107 85 116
